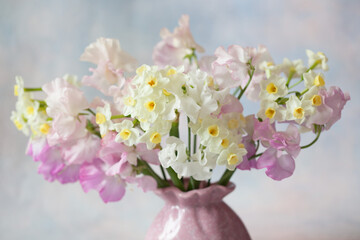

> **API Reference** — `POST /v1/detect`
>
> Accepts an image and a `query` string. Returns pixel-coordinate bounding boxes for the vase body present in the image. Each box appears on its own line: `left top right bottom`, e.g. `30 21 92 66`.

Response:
145 182 251 240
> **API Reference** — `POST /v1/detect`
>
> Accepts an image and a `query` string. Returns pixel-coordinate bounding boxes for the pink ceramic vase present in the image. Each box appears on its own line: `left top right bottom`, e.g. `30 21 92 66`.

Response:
145 182 251 240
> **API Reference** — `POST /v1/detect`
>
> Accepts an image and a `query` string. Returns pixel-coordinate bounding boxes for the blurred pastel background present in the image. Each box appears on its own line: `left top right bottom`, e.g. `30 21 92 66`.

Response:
0 0 359 239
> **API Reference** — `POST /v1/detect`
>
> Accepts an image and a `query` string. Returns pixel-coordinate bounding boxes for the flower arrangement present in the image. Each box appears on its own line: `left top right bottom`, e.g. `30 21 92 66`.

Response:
11 15 350 203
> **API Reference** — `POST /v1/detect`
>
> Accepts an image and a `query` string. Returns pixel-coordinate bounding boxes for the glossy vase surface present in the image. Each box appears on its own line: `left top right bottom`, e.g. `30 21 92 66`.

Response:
145 182 251 240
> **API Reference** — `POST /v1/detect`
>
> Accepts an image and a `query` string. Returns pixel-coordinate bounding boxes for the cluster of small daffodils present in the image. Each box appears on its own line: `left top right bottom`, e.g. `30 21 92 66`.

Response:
12 15 350 202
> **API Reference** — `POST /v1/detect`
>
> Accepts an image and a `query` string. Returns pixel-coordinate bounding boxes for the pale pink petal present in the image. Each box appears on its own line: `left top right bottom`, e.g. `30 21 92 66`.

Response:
99 177 126 203
126 176 157 192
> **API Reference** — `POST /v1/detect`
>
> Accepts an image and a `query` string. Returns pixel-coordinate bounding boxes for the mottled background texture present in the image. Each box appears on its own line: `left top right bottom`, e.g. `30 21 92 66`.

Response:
0 0 359 239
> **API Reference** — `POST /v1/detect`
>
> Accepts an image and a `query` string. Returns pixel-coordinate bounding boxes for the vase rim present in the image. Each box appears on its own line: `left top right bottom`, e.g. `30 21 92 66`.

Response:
153 181 236 204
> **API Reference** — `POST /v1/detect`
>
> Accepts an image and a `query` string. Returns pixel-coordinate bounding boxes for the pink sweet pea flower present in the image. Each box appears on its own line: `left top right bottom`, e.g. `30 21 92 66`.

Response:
212 45 272 90
219 95 244 115
257 148 295 181
153 15 204 71
320 86 350 130
27 137 81 184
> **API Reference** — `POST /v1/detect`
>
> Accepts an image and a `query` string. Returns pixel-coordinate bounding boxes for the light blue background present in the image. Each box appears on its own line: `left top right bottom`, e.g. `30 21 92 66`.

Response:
0 0 359 239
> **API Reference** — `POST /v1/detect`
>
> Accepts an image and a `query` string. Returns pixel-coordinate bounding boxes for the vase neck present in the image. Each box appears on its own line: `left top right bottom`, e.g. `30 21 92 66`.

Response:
154 182 235 207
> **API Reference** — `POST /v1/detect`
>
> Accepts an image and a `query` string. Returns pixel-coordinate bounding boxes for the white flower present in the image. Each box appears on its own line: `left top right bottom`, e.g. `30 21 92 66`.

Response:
217 143 247 170
114 120 139 146
303 70 326 90
259 61 282 78
285 95 314 124
196 117 229 153
281 58 307 78
159 137 213 181
11 110 29 136
14 76 25 97
306 50 328 71
260 75 288 101
138 121 171 149
258 100 286 123
95 102 114 137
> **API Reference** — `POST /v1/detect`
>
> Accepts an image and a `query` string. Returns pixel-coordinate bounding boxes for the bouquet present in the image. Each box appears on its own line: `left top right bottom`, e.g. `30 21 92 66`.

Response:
11 15 350 203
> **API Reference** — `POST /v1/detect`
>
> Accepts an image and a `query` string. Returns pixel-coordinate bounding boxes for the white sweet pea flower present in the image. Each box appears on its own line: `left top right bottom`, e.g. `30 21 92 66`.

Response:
114 120 139 146
285 95 314 124
260 75 288 101
281 58 307 78
303 70 326 90
217 143 247 170
159 137 213 181
306 49 328 71
258 100 286 123
95 102 114 137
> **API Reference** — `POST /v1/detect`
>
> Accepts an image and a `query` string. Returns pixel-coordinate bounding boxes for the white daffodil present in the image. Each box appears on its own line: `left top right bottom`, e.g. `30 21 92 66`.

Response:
114 120 139 146
95 102 114 137
260 75 288 101
306 50 328 71
285 95 314 124
14 76 26 97
138 120 172 149
220 112 246 135
11 110 29 136
259 61 282 78
196 117 229 153
217 143 247 171
258 100 286 123
303 70 326 90
281 58 307 78
63 74 81 88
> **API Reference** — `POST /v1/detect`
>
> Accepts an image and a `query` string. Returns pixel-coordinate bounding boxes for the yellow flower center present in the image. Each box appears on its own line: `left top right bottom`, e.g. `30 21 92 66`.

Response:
228 119 239 129
265 107 276 119
238 143 245 148
207 76 214 87
125 97 136 106
162 88 172 96
266 62 274 67
145 101 156 112
14 85 19 96
221 138 229 148
40 123 50 134
14 120 23 130
227 153 239 165
207 125 219 137
311 95 322 106
150 132 161 144
26 106 35 115
167 69 176 76
96 113 106 124
136 65 147 75
147 77 158 87
293 107 305 119
119 129 131 140
314 75 325 87
266 83 278 94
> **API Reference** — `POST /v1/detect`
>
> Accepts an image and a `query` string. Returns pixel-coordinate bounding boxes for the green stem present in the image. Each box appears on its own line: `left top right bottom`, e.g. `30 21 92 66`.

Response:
285 69 295 88
187 117 191 155
187 177 200 191
24 87 42 92
289 61 320 89
160 165 167 181
238 64 255 100
111 114 126 120
218 169 236 186
301 125 322 149
233 86 241 97
86 108 96 116
166 167 185 191
193 135 197 154
138 159 170 188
